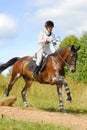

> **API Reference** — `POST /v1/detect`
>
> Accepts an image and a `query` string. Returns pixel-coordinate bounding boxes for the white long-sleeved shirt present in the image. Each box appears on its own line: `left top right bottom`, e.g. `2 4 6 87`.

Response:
36 28 57 66
38 28 57 48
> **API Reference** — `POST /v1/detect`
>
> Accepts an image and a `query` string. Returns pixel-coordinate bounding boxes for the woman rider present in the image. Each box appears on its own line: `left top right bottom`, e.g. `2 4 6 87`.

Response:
33 20 57 77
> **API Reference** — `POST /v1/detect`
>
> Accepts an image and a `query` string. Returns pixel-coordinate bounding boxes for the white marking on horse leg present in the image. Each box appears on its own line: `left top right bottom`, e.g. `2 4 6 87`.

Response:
62 80 70 94
62 80 72 101
57 86 64 111
24 101 28 107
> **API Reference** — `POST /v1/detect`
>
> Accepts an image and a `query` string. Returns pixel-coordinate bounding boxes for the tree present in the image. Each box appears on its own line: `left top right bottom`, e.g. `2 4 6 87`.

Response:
59 35 79 48
77 32 87 83
59 33 87 83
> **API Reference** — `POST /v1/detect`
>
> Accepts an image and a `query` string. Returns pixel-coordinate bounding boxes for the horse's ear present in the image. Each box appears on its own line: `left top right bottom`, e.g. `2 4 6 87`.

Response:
71 45 75 51
71 45 80 52
76 46 80 51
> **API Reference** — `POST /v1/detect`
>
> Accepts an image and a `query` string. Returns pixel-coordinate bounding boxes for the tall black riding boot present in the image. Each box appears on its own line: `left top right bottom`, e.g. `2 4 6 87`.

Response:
33 65 40 77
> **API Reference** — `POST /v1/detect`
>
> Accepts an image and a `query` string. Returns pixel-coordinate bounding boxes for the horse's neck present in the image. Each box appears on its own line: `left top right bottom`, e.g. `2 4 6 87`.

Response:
54 48 70 67
61 48 70 60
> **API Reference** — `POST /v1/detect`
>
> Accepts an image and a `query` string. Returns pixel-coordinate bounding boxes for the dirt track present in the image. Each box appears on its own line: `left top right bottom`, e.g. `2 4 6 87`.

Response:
0 106 87 130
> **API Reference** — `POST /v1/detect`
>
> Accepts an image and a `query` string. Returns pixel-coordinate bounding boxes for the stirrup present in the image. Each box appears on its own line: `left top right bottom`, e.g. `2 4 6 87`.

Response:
32 73 37 78
32 71 39 78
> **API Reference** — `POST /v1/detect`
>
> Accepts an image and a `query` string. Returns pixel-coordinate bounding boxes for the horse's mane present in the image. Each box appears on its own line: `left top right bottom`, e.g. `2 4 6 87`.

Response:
53 46 71 54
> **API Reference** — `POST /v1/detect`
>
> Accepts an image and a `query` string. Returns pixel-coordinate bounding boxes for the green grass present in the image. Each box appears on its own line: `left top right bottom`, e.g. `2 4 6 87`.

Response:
0 117 71 130
0 74 86 130
0 74 87 115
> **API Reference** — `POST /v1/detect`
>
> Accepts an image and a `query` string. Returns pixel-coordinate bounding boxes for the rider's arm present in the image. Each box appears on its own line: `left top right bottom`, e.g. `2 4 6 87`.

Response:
51 33 58 50
38 31 46 45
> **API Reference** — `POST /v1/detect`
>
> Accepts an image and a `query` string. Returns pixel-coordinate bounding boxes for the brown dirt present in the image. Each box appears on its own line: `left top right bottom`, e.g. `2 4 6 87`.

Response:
0 106 87 130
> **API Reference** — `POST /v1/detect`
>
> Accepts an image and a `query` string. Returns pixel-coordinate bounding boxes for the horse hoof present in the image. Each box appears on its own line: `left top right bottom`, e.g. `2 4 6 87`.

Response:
66 96 72 102
60 109 67 114
24 102 28 107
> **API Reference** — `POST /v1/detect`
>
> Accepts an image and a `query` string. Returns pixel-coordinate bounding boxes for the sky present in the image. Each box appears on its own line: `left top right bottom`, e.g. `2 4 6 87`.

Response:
0 0 87 75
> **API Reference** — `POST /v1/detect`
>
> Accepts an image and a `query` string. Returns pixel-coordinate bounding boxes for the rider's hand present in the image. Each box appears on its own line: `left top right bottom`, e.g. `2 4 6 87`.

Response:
45 40 49 44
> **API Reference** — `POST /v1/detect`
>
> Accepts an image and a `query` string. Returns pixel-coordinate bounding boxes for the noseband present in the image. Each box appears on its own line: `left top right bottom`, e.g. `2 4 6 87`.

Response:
57 50 77 67
67 52 77 66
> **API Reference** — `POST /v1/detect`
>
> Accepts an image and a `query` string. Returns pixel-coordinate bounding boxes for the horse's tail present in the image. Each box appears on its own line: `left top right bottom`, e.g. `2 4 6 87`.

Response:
0 57 20 73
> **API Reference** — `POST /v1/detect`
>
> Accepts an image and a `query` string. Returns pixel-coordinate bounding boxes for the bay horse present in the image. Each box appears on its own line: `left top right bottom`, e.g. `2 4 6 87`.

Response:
0 45 80 113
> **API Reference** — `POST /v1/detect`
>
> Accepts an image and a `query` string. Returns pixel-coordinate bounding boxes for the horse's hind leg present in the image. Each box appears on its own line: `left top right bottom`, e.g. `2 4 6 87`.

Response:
21 76 32 107
5 73 20 97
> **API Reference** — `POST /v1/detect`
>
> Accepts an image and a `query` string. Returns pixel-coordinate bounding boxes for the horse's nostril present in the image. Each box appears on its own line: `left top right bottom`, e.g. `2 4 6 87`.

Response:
71 69 75 73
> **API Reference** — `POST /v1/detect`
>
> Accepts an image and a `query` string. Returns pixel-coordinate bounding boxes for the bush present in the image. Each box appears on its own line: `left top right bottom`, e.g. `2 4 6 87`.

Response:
59 33 87 83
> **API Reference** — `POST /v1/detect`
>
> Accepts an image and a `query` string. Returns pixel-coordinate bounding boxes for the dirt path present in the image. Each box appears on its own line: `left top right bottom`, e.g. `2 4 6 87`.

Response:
0 106 87 130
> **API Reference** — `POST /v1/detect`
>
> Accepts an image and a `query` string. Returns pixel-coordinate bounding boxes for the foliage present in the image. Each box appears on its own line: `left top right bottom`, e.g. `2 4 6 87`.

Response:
59 35 79 48
77 31 87 83
59 33 87 83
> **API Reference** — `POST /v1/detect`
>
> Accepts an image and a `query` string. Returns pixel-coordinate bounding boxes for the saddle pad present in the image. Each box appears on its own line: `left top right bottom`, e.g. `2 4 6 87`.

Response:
28 60 37 72
28 56 46 72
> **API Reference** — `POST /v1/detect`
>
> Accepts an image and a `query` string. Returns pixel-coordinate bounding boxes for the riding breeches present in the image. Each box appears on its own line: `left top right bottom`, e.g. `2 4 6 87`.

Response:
36 43 52 66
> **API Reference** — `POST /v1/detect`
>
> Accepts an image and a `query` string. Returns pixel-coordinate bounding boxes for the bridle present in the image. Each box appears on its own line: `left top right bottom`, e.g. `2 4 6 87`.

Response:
57 49 77 67
67 51 77 66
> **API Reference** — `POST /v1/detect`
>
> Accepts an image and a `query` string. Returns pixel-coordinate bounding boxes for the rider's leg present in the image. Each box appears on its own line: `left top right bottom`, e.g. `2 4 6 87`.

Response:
33 45 43 77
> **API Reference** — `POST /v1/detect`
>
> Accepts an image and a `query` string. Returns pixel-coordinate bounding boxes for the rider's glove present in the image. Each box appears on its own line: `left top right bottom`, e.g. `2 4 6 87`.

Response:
53 42 57 46
53 42 58 50
45 40 49 44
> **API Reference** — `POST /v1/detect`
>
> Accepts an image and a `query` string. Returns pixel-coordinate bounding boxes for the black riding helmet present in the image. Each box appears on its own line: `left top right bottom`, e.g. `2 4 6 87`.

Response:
45 20 54 27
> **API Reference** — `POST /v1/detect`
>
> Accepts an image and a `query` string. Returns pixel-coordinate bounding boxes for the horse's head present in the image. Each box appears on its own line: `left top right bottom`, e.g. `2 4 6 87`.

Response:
66 45 80 73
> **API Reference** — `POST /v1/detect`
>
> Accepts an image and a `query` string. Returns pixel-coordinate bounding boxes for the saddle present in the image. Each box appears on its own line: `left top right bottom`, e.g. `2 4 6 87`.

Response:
28 53 47 73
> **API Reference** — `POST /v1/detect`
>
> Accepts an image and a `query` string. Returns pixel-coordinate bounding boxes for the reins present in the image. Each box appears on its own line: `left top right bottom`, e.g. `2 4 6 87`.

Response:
57 51 69 66
56 47 76 67
35 36 61 55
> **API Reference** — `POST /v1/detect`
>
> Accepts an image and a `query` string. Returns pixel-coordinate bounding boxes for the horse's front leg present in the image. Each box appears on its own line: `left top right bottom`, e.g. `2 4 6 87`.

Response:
57 83 66 113
56 73 72 102
62 79 72 102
